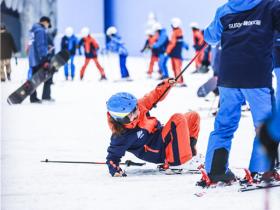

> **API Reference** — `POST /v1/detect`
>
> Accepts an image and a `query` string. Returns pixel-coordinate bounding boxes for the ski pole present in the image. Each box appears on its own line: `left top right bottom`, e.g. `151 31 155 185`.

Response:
152 42 208 108
41 159 146 166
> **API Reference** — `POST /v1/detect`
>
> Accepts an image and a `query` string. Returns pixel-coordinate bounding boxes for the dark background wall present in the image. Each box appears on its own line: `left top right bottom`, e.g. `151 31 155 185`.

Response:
1 2 21 51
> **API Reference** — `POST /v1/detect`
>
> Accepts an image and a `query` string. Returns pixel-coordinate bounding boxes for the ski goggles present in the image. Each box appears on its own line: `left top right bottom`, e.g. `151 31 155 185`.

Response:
111 106 138 124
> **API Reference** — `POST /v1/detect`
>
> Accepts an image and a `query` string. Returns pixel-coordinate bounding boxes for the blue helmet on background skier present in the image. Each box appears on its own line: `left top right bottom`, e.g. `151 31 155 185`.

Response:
106 92 137 123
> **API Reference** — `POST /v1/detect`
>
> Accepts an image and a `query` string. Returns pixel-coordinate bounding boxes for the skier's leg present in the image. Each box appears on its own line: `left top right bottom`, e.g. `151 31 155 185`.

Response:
159 54 169 78
0 59 5 81
64 62 69 80
42 76 53 100
147 55 157 75
30 65 40 102
80 58 90 79
93 57 106 77
5 59 11 80
70 56 75 80
173 58 183 84
205 87 243 179
242 88 274 172
184 111 200 156
119 54 129 78
161 113 192 166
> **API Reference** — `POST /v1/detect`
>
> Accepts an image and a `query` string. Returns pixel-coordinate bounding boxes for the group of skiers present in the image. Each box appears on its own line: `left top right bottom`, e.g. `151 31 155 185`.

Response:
141 18 211 87
60 17 212 86
105 0 280 189
60 25 131 82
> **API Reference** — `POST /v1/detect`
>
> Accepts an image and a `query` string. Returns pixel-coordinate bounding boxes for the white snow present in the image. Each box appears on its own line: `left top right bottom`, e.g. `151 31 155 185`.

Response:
1 55 279 210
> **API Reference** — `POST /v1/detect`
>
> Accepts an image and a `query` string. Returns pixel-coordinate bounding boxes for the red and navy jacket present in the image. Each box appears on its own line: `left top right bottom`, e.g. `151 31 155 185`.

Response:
166 27 184 59
106 80 172 176
192 29 204 51
204 0 280 88
79 35 99 58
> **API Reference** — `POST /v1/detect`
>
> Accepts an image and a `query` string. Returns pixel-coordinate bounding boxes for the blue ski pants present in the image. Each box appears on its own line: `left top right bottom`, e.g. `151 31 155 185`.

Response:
119 54 129 78
205 87 275 173
64 55 75 79
158 54 169 78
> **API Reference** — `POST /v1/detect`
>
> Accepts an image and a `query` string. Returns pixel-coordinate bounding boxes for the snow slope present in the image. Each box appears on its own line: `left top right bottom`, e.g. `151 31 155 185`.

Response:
1 55 279 210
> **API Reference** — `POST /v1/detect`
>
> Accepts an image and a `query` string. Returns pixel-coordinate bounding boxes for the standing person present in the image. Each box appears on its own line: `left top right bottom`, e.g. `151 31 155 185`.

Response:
28 16 53 103
140 29 159 78
79 27 106 81
152 22 169 80
199 44 212 73
41 28 57 101
0 23 18 82
165 18 189 87
190 22 204 73
61 27 78 80
273 32 280 108
106 26 131 81
197 0 280 187
105 78 202 177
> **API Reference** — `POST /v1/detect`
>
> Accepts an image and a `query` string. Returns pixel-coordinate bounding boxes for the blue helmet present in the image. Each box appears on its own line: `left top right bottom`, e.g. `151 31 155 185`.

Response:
106 92 137 122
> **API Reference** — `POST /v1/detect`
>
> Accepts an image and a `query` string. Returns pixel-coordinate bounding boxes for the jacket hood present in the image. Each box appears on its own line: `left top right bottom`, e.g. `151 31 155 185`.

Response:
30 23 44 32
227 0 262 12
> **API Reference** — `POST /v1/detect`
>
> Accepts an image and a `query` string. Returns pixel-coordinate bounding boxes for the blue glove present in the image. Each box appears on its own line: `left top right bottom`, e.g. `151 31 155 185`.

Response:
107 160 127 177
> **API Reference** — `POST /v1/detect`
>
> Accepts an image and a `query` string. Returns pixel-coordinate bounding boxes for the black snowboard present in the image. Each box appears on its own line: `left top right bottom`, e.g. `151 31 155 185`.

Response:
7 50 70 104
197 76 218 97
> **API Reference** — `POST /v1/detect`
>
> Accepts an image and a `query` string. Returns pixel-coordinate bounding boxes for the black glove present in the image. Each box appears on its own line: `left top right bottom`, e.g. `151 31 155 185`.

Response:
41 57 50 70
107 160 127 177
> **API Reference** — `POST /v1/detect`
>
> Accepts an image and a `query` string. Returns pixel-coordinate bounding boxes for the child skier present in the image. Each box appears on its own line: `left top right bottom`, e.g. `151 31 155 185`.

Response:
190 22 205 73
105 78 202 177
79 27 106 80
61 27 78 80
165 18 189 87
152 22 169 80
106 26 131 81
140 29 159 78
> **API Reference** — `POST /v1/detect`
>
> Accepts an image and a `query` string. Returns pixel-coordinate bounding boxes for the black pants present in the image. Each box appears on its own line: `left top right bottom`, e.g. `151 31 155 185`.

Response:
30 65 52 102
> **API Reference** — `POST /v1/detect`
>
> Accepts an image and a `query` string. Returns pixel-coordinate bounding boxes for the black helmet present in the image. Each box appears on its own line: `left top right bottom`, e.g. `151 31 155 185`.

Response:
39 16 52 28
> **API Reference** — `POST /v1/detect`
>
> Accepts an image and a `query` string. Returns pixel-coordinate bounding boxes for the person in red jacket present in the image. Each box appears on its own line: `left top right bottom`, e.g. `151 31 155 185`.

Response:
79 27 106 80
106 78 202 177
190 22 205 72
141 29 159 78
166 18 189 87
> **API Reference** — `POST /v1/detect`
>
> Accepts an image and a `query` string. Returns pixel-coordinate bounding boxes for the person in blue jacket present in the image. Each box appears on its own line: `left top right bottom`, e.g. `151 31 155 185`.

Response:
61 27 78 80
152 22 169 80
106 26 131 80
273 32 280 108
198 0 280 186
28 16 53 103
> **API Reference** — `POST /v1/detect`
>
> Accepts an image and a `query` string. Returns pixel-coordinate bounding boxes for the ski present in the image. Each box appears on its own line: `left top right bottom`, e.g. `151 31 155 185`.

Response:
239 182 280 192
160 168 201 175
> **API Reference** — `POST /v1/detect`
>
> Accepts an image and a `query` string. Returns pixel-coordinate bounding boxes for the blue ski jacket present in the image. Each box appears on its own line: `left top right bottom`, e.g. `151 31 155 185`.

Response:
106 34 128 56
61 35 78 56
204 0 280 88
28 23 48 67
152 29 169 55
